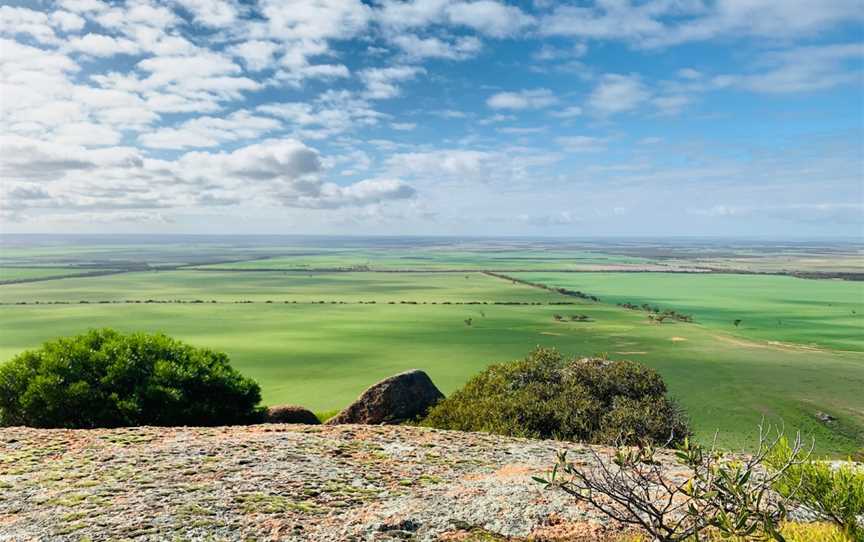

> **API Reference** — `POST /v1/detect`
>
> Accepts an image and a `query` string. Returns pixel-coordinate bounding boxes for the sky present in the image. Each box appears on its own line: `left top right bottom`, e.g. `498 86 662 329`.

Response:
0 0 862 238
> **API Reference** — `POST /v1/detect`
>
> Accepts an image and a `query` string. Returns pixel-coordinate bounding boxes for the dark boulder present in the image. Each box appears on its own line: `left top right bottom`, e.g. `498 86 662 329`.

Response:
326 370 444 425
266 405 320 424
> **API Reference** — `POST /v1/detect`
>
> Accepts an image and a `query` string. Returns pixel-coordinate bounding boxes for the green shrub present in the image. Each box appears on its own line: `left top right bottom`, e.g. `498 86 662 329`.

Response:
0 328 265 428
768 439 864 541
422 347 688 445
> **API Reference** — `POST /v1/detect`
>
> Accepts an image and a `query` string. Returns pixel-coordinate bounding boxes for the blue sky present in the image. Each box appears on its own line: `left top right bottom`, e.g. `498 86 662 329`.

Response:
1 0 862 237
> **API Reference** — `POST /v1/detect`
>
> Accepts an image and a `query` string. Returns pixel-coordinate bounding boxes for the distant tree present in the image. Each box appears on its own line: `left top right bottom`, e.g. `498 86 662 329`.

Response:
734 319 743 327
464 318 473 326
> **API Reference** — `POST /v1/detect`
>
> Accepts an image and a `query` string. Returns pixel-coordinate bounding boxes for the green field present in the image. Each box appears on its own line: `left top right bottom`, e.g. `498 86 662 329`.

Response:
0 266 862 455
0 267 99 282
513 272 864 352
0 237 862 455
0 270 561 304
192 249 652 271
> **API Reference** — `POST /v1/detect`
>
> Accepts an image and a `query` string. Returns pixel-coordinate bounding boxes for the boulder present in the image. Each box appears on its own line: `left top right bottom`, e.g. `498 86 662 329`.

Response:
266 405 320 424
326 370 444 425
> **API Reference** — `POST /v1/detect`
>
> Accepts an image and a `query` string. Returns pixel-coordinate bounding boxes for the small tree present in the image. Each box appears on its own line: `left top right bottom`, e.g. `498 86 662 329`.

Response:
734 319 743 327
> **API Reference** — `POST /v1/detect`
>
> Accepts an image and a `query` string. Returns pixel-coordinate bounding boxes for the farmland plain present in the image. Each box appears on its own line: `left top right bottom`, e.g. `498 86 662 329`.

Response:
0 235 861 455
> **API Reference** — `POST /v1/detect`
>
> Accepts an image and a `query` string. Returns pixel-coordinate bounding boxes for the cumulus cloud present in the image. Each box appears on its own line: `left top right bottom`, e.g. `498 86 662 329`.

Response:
138 111 281 149
376 0 533 37
66 33 141 56
0 135 142 182
173 0 237 27
228 40 280 71
390 34 482 60
257 91 384 139
444 1 534 37
294 178 416 209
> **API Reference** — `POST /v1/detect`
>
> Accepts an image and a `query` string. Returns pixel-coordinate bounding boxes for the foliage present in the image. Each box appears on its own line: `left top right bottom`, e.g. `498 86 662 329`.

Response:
536 424 812 542
778 522 855 542
422 347 689 446
0 328 264 428
620 522 851 542
767 439 864 541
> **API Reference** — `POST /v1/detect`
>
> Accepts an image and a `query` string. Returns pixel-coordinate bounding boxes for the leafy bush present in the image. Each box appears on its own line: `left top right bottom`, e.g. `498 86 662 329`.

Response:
621 522 850 542
538 425 812 542
0 328 265 428
768 439 864 540
422 347 688 445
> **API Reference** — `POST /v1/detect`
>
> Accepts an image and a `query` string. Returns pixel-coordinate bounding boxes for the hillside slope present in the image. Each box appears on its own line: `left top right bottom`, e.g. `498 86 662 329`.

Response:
0 424 680 541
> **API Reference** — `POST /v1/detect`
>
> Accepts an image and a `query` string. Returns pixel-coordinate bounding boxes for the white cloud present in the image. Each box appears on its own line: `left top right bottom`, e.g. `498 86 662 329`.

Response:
228 40 280 71
54 122 122 146
587 74 649 114
540 0 864 48
297 178 416 208
550 106 582 118
738 43 864 93
66 33 141 57
0 6 57 44
360 65 425 99
385 147 561 185
533 43 587 61
391 34 482 60
50 10 86 32
258 91 383 138
444 1 534 37
139 111 282 149
0 135 142 182
677 68 702 80
487 88 558 110
556 136 607 153
376 0 533 37
174 0 237 27
261 0 370 41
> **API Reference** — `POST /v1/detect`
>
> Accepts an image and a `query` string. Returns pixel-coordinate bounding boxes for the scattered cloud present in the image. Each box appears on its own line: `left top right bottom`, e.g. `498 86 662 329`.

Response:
556 136 607 153
487 88 558 110
390 34 482 60
587 74 650 115
360 65 426 100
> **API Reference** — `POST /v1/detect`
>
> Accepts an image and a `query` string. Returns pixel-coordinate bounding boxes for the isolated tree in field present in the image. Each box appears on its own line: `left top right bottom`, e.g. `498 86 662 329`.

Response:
734 319 743 327
464 317 473 326
0 328 264 428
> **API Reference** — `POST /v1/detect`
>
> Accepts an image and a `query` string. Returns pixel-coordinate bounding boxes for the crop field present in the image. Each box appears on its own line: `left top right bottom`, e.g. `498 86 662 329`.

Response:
0 267 102 282
513 272 864 352
0 270 563 304
191 249 654 271
0 236 861 455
